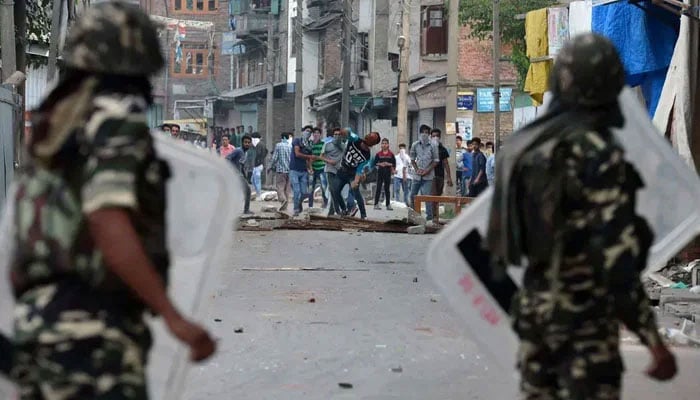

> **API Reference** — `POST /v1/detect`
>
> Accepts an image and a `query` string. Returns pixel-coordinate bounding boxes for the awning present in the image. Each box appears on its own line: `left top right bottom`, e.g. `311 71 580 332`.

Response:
314 100 341 111
219 83 285 99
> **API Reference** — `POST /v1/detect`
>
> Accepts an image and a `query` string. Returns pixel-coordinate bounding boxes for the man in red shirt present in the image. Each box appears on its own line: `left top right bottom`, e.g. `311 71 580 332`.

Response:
219 135 236 158
373 138 396 210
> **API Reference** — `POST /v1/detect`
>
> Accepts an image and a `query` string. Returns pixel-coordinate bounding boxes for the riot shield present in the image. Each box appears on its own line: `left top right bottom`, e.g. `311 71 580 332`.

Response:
147 132 243 400
0 133 243 400
426 88 700 382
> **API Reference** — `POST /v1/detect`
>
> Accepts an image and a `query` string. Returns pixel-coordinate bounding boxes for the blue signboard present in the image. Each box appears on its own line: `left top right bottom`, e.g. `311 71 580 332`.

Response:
476 88 512 113
457 93 474 110
222 32 245 55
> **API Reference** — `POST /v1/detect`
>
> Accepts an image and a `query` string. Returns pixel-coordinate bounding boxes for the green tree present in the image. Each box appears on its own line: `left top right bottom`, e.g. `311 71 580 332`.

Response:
458 0 557 88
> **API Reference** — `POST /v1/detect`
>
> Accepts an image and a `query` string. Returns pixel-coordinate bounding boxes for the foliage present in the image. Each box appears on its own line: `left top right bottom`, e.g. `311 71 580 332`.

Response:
458 0 558 88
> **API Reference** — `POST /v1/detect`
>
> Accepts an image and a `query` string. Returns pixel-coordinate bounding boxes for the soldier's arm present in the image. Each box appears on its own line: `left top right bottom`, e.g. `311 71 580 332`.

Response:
82 117 215 361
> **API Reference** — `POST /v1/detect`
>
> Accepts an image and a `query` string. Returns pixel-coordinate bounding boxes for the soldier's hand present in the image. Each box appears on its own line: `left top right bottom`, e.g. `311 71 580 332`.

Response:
646 344 677 381
166 316 217 362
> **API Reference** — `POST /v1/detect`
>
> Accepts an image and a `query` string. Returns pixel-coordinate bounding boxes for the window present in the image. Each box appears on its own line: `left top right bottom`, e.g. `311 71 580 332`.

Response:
173 0 218 13
172 43 213 78
358 32 369 72
421 6 447 55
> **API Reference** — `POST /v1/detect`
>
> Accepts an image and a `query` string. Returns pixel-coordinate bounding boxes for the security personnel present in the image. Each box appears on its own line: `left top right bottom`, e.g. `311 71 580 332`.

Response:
8 2 215 399
487 34 676 399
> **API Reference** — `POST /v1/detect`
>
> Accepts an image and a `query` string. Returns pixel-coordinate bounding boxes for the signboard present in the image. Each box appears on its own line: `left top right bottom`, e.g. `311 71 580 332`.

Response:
445 122 457 136
457 92 474 110
456 117 473 140
476 88 512 113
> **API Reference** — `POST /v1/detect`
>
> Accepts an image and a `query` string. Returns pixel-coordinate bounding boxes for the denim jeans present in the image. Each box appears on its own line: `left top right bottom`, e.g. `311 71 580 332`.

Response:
410 178 434 220
393 177 409 204
252 165 263 197
461 175 471 197
331 171 366 218
289 169 309 213
309 169 328 207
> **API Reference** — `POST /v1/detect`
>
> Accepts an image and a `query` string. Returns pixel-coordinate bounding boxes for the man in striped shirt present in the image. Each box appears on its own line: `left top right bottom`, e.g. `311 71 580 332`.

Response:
309 128 328 208
269 133 292 211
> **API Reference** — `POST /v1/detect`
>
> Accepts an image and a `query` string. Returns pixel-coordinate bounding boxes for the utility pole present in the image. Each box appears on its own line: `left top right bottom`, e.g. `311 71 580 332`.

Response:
493 0 502 149
294 0 303 131
444 0 458 197
47 0 64 82
340 0 352 128
0 0 17 82
396 0 410 146
14 0 26 167
266 12 274 149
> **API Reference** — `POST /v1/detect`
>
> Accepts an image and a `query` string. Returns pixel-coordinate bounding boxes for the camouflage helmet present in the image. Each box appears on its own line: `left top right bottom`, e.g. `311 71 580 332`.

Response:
550 33 625 107
62 1 164 76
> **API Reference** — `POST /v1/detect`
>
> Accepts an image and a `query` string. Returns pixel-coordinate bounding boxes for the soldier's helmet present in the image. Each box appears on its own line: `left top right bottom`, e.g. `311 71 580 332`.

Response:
62 1 164 76
550 33 625 108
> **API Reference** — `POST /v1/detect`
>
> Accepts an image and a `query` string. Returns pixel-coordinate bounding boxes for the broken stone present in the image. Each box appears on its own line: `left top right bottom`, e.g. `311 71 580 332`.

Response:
293 213 311 222
234 328 244 333
338 383 353 389
259 219 285 229
246 219 260 227
391 366 403 373
407 225 426 235
214 319 222 322
308 298 316 303
261 205 279 213
261 191 278 201
307 207 325 215
413 277 418 283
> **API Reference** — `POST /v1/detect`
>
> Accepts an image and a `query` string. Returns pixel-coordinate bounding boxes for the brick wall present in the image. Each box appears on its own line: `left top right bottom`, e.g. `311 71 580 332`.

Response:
146 0 234 118
257 92 297 138
320 21 343 87
472 111 514 145
457 25 517 85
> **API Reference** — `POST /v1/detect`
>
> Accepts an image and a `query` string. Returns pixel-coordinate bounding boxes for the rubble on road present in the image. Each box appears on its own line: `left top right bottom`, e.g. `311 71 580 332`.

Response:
645 261 700 346
238 213 439 234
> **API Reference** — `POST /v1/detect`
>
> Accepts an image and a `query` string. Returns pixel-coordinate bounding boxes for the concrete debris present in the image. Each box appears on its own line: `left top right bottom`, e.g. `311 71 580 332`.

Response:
690 286 700 294
308 298 316 303
239 215 440 234
412 277 418 283
391 366 403 373
660 288 700 319
406 225 426 235
246 219 260 227
260 191 278 201
234 328 244 334
645 263 694 300
338 383 353 389
307 207 325 215
261 205 279 213
660 319 700 347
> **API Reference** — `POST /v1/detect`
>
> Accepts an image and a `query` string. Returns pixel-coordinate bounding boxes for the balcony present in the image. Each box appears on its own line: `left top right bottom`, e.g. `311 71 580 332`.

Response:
234 13 270 38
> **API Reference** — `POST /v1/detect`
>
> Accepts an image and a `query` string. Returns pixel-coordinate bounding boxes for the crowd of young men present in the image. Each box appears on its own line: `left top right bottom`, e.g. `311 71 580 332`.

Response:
207 119 496 222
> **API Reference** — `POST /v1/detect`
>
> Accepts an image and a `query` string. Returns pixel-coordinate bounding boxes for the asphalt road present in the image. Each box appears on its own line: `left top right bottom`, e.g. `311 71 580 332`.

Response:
182 231 700 400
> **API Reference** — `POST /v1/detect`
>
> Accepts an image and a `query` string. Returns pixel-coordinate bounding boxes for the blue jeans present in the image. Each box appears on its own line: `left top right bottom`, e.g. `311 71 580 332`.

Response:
252 165 262 197
461 175 471 196
393 177 409 204
289 170 309 213
410 178 434 220
332 171 366 218
309 169 328 207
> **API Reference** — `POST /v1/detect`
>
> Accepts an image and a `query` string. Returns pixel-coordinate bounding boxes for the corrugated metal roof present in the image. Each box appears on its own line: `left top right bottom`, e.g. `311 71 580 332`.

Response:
409 74 446 93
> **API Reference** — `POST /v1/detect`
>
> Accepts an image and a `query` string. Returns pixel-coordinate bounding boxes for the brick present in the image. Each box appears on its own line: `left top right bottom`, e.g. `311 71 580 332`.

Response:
407 225 426 235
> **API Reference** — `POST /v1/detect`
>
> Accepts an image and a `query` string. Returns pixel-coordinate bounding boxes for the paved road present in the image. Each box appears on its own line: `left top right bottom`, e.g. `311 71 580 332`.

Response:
182 231 700 400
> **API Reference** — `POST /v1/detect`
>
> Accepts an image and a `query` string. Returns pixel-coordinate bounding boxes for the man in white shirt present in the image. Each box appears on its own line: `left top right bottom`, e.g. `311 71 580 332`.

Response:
393 143 411 204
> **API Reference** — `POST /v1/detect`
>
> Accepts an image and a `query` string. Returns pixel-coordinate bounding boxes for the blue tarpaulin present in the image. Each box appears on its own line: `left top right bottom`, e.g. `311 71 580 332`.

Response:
592 1 679 116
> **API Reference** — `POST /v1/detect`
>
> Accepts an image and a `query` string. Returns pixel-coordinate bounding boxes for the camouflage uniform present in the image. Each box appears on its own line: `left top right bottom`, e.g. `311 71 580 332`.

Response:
488 35 663 400
9 3 167 399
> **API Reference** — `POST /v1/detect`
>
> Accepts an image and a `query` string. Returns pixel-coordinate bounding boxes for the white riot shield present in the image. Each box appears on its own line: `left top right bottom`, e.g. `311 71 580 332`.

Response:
426 88 700 384
0 133 243 400
148 132 243 400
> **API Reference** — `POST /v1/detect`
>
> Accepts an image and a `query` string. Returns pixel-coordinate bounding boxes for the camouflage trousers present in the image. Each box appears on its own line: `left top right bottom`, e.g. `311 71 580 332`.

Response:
518 340 622 400
514 293 623 400
11 328 149 400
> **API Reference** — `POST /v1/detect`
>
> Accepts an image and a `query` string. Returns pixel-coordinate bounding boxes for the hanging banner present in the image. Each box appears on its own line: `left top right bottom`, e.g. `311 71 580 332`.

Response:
548 7 570 56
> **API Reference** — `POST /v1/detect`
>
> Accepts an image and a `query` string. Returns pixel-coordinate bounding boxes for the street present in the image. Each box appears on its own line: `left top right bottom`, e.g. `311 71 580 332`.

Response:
181 231 700 400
